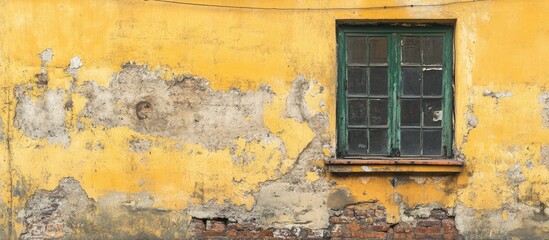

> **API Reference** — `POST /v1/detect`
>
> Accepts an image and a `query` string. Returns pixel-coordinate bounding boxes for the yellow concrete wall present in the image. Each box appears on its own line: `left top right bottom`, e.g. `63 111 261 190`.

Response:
0 0 548 239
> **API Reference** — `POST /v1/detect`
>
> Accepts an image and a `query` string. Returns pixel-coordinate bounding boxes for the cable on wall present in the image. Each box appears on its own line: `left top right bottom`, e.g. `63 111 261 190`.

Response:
143 0 488 11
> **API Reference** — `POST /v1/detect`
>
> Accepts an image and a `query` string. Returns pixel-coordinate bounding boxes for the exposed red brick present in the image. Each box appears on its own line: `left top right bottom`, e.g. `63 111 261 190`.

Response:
416 219 442 228
342 209 355 217
259 229 274 237
207 220 226 233
414 232 447 239
370 224 391 232
444 232 458 240
394 225 413 233
347 224 362 232
227 222 245 231
415 227 442 234
356 231 388 239
225 229 237 236
443 226 458 234
394 233 407 239
442 219 455 228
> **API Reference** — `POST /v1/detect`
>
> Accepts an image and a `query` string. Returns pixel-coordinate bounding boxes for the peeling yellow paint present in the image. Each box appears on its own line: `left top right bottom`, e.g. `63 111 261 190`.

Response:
1 0 548 238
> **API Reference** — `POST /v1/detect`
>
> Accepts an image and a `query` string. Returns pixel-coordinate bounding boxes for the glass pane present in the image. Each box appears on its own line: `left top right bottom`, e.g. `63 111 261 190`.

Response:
347 36 367 64
423 99 442 127
369 37 388 64
402 37 421 64
348 129 367 154
370 67 388 96
402 67 421 96
369 129 388 155
423 130 442 155
401 99 421 126
369 99 388 126
348 99 368 126
348 67 367 94
401 129 421 155
423 69 442 96
422 37 443 65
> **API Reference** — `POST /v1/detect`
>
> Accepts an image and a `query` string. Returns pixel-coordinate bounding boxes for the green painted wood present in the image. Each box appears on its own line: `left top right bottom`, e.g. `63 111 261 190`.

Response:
337 24 453 159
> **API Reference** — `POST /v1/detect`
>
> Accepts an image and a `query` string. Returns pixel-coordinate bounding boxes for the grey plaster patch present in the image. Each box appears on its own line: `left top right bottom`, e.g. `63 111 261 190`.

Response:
507 164 526 186
77 63 275 150
19 177 94 240
482 90 512 99
39 48 53 66
327 188 355 210
66 56 83 78
483 90 512 109
21 178 188 239
14 87 70 145
539 92 549 128
283 75 311 122
188 78 332 229
455 203 549 239
466 107 479 129
0 118 3 142
98 191 155 210
540 145 549 169
129 138 152 153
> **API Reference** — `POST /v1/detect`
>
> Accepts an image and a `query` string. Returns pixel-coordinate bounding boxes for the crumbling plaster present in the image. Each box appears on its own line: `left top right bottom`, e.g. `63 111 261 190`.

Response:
0 0 548 239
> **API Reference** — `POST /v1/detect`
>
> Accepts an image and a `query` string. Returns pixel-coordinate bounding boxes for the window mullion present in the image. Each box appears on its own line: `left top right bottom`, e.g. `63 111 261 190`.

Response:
388 33 401 156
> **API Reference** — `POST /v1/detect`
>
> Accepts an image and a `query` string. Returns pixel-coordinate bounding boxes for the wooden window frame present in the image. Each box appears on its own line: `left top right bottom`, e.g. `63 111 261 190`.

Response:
336 24 455 163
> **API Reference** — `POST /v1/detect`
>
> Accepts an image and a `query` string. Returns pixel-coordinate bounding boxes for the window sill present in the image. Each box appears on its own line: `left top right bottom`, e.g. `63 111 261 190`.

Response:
325 159 463 173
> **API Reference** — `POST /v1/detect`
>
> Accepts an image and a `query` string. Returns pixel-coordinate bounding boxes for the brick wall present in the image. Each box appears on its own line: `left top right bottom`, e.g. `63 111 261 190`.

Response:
189 203 459 239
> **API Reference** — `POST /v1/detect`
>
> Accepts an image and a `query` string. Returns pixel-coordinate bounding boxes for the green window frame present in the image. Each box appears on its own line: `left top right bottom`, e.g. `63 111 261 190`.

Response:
336 25 454 159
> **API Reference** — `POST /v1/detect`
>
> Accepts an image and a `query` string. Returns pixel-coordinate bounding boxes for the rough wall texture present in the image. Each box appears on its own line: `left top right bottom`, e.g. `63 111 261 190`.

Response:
1 0 549 239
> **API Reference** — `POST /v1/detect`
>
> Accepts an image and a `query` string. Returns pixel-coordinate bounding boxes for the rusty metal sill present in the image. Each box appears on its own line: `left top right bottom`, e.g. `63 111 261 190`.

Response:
326 159 463 173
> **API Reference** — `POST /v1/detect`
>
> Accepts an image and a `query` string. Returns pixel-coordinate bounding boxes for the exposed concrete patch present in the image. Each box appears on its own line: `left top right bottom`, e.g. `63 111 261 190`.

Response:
77 63 275 150
455 202 549 239
483 89 512 108
20 178 188 239
14 87 70 145
66 56 83 78
482 89 512 99
36 48 53 87
540 145 549 169
539 92 549 128
507 164 526 187
327 188 355 210
129 138 152 153
188 77 332 229
188 117 332 229
39 48 53 65
0 118 3 141
98 191 155 210
19 177 94 240
0 199 8 240
284 75 311 122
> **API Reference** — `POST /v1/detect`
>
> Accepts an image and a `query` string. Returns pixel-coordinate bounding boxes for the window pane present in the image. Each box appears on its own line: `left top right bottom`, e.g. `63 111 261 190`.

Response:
369 129 388 155
422 37 443 65
348 99 368 126
348 67 367 94
347 36 367 64
423 130 442 155
369 37 388 64
370 67 388 96
402 67 421 96
423 99 442 127
402 37 421 64
370 99 388 126
423 69 442 96
401 129 421 155
401 99 421 126
348 129 368 154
